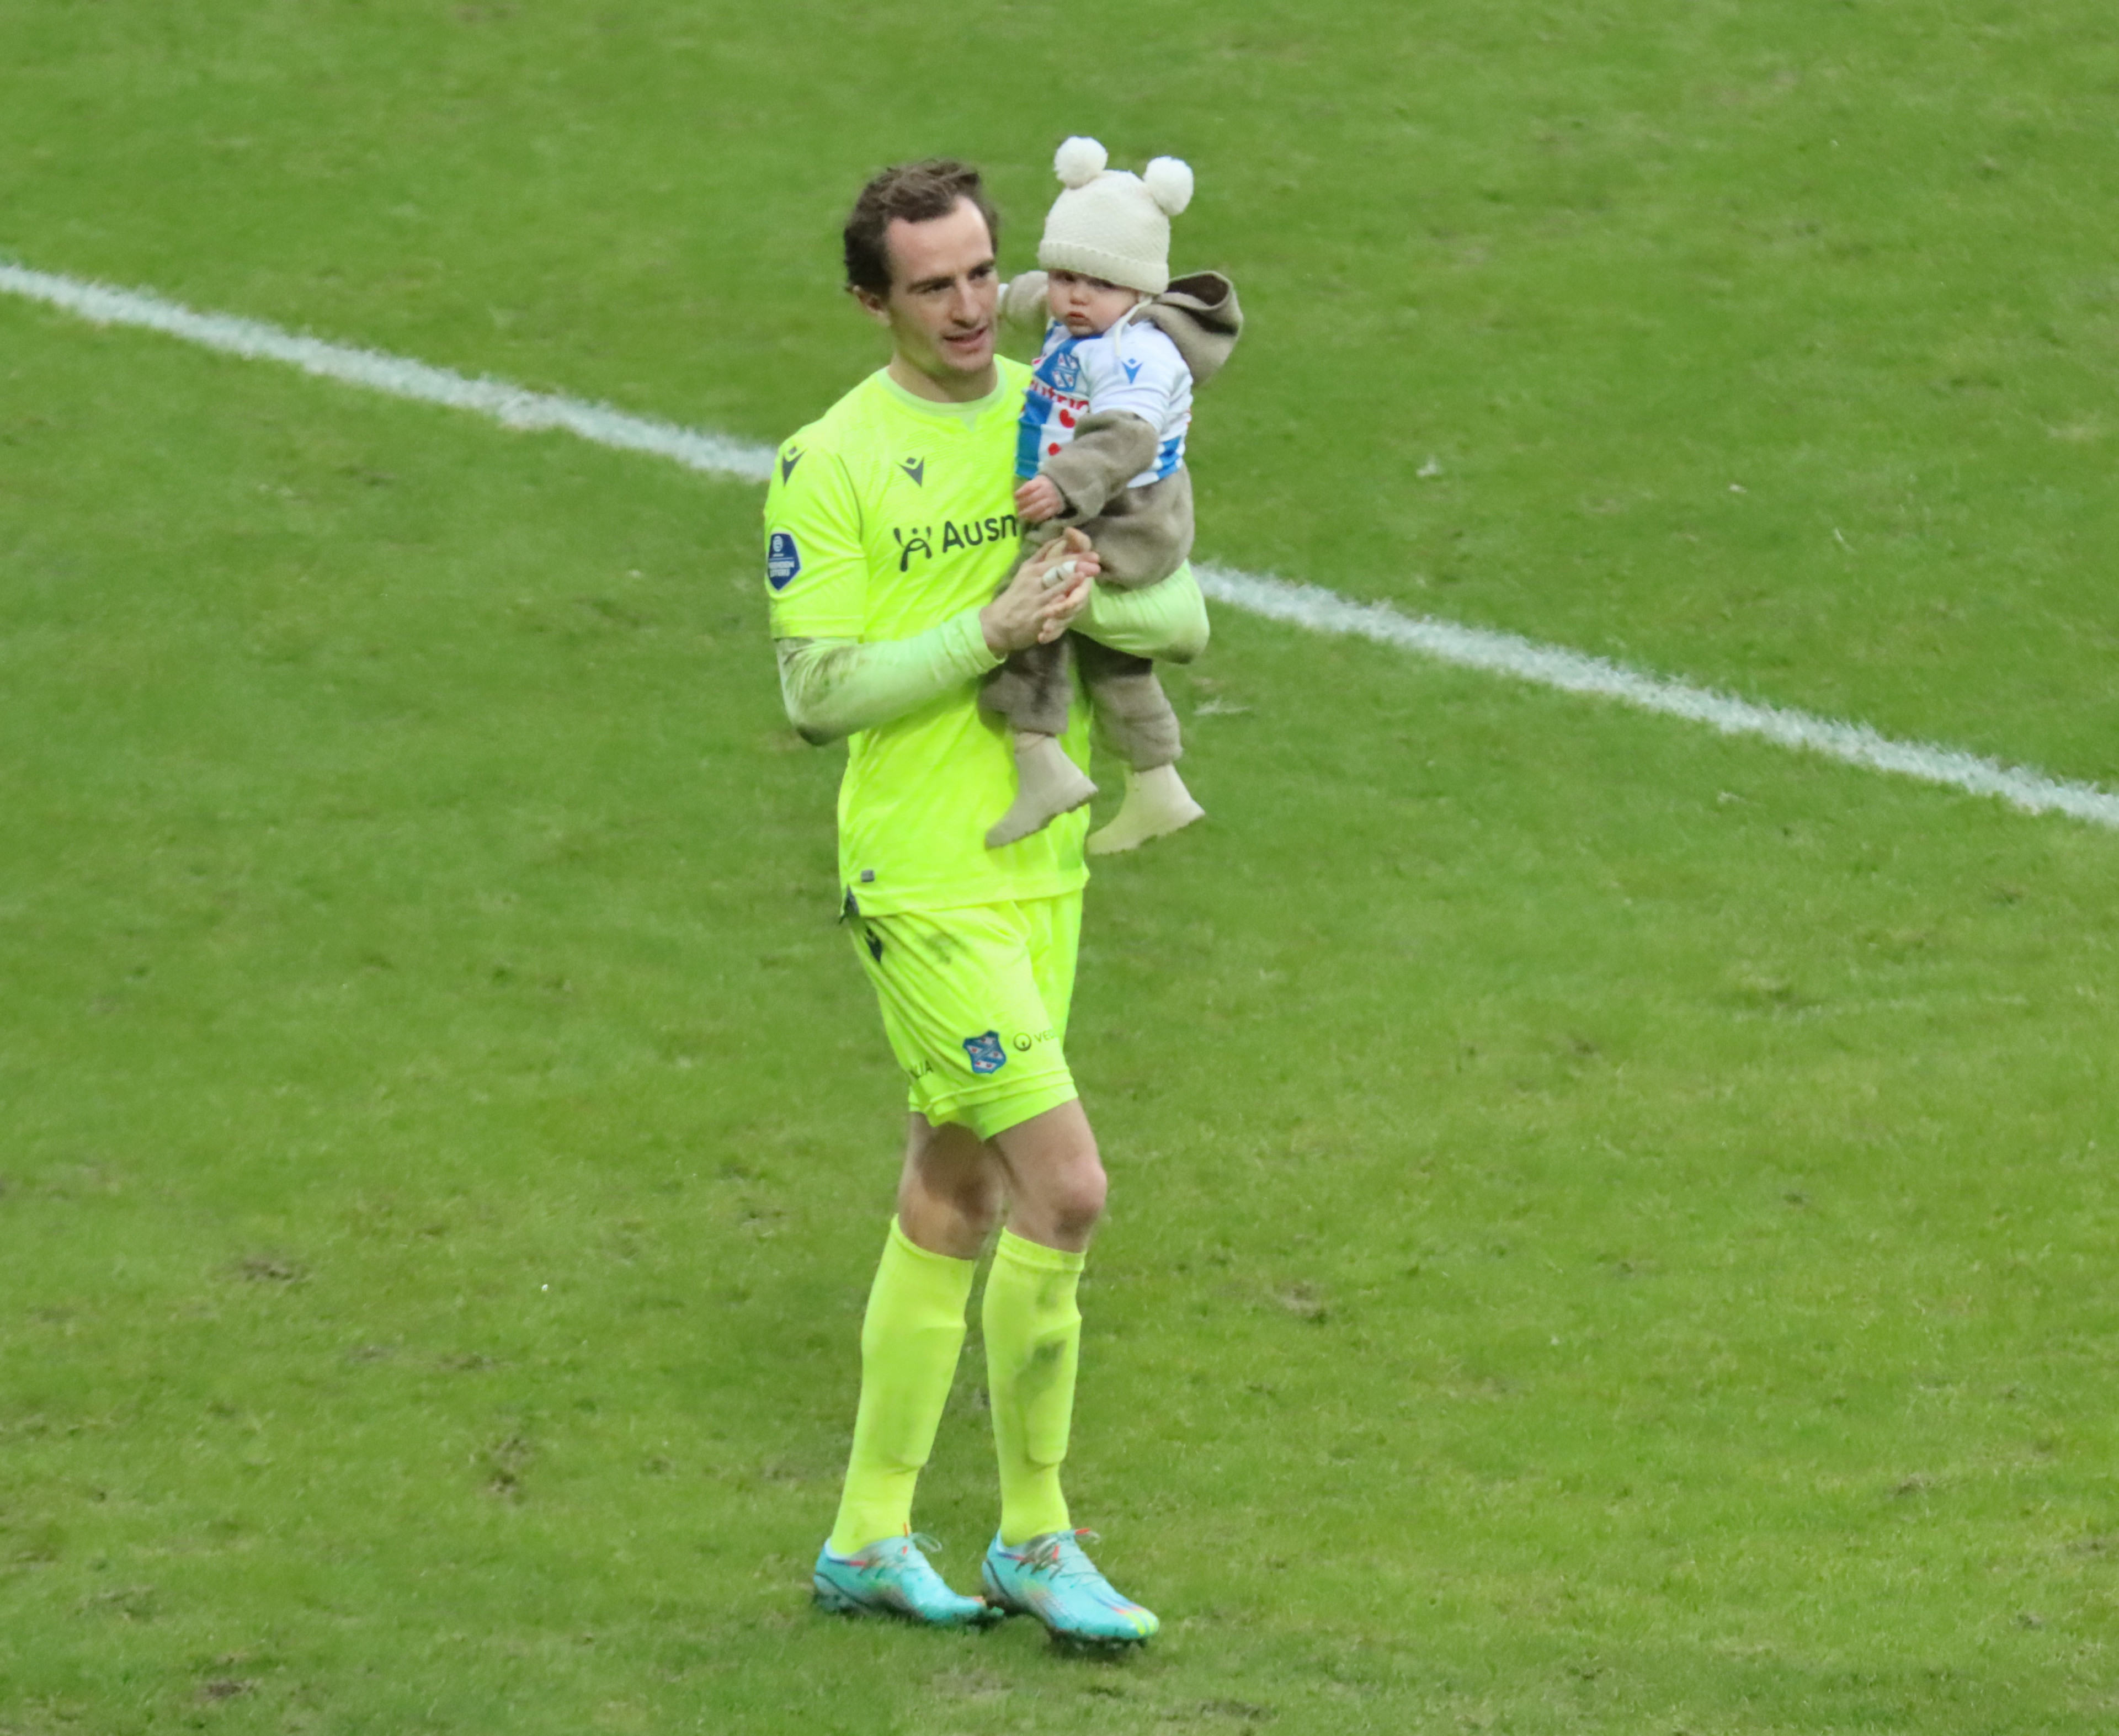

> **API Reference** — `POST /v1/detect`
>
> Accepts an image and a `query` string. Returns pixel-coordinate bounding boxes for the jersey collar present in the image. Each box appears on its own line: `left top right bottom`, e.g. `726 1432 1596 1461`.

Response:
875 365 1016 424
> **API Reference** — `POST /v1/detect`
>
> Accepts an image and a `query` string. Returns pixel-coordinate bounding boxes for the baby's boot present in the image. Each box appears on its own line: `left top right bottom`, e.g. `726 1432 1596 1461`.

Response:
1086 764 1205 856
986 732 1098 848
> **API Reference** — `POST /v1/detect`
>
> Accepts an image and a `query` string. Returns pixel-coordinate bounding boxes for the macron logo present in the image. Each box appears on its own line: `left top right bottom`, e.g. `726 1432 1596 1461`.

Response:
780 445 803 483
1122 359 1142 383
898 456 925 486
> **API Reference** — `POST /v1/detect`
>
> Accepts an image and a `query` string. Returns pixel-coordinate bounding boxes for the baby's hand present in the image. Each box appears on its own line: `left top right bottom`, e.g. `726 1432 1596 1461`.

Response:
1015 475 1066 525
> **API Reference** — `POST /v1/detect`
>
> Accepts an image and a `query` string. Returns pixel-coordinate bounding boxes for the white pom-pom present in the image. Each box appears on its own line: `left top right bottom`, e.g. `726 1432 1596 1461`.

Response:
1053 136 1108 188
1142 156 1194 216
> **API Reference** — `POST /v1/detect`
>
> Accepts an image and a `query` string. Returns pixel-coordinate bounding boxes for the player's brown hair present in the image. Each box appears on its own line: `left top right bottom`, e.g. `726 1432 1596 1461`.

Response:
842 159 1002 299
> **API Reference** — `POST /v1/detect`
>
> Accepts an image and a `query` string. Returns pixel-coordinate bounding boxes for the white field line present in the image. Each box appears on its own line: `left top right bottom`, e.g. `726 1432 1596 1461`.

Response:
0 260 775 483
1195 566 2119 829
7 257 2118 834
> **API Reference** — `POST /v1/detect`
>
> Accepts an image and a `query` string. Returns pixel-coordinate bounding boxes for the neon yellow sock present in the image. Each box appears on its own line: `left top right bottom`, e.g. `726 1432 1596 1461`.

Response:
827 1217 976 1556
982 1228 1085 1546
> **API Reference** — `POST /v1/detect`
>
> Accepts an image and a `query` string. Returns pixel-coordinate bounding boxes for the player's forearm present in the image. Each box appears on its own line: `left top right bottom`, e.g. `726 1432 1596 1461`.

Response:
1074 566 1210 664
775 611 1001 745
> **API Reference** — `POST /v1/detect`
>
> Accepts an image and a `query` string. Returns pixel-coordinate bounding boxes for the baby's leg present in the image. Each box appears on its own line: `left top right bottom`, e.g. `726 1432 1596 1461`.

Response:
1074 638 1204 855
1074 639 1179 769
979 638 1074 738
981 637 1096 850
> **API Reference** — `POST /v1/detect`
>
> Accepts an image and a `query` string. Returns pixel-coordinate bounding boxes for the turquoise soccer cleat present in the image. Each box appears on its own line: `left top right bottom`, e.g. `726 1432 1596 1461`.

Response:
981 1529 1160 1644
812 1533 999 1627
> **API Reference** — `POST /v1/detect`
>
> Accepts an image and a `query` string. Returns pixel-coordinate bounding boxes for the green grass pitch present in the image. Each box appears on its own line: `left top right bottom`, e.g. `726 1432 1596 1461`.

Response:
3 2 2116 1730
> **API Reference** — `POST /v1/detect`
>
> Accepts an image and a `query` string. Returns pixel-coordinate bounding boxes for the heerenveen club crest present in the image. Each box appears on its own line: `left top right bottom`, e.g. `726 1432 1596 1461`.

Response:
961 1030 1008 1075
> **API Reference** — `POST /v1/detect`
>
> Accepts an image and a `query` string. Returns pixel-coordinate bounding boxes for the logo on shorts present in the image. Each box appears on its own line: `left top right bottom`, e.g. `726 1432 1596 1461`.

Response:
766 531 802 590
962 1031 1008 1075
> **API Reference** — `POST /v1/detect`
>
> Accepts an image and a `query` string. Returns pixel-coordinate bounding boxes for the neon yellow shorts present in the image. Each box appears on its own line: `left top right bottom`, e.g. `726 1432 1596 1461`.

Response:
846 893 1081 1140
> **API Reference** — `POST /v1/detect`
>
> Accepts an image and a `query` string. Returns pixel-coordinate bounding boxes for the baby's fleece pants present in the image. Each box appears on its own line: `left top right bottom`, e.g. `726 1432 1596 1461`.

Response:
979 473 1192 770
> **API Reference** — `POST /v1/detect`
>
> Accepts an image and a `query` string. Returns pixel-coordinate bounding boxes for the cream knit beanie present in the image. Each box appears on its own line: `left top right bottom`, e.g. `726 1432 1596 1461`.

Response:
1036 136 1194 296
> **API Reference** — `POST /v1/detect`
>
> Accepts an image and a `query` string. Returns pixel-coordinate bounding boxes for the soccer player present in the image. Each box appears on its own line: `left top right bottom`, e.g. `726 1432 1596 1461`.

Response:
763 159 1208 1643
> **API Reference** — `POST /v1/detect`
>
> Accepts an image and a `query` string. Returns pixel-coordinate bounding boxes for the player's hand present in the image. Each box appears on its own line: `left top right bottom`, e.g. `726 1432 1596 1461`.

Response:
981 530 1099 656
1015 475 1067 525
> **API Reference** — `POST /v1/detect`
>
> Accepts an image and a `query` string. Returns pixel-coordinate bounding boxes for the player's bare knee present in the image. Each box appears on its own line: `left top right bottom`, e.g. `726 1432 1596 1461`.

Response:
1046 1159 1108 1242
955 1168 1007 1236
900 1120 1001 1238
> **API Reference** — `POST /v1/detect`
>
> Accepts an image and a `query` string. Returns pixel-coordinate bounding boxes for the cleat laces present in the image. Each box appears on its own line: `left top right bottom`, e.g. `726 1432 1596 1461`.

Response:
885 1533 954 1593
1021 1529 1108 1584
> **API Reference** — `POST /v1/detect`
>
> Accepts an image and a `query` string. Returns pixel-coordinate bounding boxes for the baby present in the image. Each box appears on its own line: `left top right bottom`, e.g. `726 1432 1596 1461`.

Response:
983 136 1242 853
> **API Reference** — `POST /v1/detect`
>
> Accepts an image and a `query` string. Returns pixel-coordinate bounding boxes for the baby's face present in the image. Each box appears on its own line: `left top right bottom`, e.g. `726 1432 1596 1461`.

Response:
1047 270 1144 337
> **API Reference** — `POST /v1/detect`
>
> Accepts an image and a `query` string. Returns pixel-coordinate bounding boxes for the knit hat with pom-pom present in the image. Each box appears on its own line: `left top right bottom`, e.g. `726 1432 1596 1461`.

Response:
1037 136 1194 296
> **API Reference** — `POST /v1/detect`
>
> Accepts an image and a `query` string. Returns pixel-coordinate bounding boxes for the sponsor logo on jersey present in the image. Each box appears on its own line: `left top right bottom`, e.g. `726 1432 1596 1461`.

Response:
891 515 1020 572
962 1031 1008 1075
779 444 803 483
766 530 802 589
1024 374 1089 419
898 456 926 486
1010 1027 1056 1053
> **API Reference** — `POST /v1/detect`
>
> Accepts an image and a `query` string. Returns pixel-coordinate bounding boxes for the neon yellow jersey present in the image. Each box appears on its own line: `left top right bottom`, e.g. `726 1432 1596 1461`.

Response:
764 362 1090 915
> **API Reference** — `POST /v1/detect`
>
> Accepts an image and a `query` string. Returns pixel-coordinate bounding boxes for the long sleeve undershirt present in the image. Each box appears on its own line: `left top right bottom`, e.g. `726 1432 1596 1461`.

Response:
775 566 1211 745
1078 565 1210 663
775 607 998 745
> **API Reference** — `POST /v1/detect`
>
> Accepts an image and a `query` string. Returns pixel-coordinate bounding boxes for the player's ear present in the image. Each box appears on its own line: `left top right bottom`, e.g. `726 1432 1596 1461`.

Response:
848 283 891 326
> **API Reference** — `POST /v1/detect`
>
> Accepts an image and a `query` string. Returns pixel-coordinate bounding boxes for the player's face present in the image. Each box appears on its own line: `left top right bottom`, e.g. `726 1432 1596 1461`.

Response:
864 199 1000 385
1047 269 1142 337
